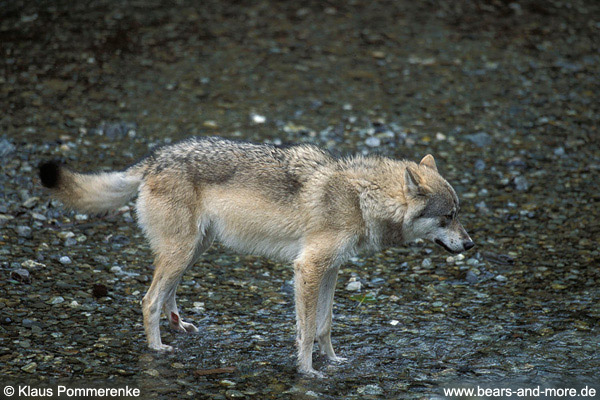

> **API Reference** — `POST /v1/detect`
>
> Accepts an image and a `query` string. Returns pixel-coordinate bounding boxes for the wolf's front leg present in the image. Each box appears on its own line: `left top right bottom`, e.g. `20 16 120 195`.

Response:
316 266 347 363
294 259 324 377
294 244 337 378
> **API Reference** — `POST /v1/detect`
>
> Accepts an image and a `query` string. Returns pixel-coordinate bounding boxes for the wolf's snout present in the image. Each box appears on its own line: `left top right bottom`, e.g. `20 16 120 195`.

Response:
462 240 475 251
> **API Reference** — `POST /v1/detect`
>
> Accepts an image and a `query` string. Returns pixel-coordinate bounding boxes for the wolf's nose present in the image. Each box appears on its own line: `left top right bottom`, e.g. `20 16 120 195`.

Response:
463 240 475 251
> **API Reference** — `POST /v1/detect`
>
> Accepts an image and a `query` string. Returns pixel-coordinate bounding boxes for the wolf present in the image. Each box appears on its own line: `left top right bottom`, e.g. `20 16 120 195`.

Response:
39 136 473 377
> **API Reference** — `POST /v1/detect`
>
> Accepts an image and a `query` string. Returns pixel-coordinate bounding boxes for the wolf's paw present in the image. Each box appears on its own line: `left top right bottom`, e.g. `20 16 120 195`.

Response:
299 368 327 379
149 343 174 352
328 355 348 363
180 321 199 333
169 312 198 334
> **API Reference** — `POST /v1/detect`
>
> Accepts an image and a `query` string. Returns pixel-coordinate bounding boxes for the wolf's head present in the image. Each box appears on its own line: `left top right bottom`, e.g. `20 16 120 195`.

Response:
401 155 474 254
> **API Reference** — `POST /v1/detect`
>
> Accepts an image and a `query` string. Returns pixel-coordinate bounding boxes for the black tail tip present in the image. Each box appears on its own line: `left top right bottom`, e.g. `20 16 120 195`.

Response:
39 160 62 188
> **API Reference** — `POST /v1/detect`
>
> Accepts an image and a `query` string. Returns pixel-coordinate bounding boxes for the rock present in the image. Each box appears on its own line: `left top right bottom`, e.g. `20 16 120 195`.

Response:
64 238 78 246
21 260 45 270
346 281 362 291
31 212 47 221
225 390 245 398
250 113 266 124
57 231 75 240
0 136 15 157
59 256 72 265
465 270 479 284
465 132 492 147
22 196 39 208
22 318 36 328
92 283 109 298
512 176 530 192
495 275 508 282
11 268 31 283
370 277 386 286
474 159 486 171
16 225 33 238
21 362 37 373
93 255 110 265
48 296 65 305
421 258 433 268
358 384 383 395
110 266 123 274
365 137 381 147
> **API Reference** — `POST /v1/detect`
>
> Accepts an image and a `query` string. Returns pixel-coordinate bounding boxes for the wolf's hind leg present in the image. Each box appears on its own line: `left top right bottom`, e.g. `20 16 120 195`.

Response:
142 240 198 351
164 230 214 334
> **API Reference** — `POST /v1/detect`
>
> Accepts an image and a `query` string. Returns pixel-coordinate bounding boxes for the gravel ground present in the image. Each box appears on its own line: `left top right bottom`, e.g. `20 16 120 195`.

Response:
1 0 599 399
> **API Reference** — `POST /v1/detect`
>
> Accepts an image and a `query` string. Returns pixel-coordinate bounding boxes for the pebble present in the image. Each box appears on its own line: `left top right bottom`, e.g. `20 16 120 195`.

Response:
513 176 530 192
465 132 492 147
421 258 433 268
92 284 109 298
365 137 381 147
59 256 72 265
21 362 37 373
22 318 36 328
474 159 486 171
48 296 65 305
346 281 362 291
11 268 31 283
357 384 383 395
58 231 75 240
465 270 479 284
225 390 245 398
250 113 266 124
110 266 123 274
370 277 386 286
22 197 39 208
0 136 15 157
64 238 78 246
93 255 110 265
495 275 508 282
31 213 47 221
16 225 33 238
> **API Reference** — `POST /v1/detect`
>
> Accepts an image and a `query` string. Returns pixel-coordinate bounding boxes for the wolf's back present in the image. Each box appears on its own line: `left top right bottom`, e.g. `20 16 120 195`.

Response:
39 161 144 214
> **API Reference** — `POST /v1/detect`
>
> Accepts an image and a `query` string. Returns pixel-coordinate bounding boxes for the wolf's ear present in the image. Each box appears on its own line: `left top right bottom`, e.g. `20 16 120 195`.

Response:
404 166 421 196
419 154 438 172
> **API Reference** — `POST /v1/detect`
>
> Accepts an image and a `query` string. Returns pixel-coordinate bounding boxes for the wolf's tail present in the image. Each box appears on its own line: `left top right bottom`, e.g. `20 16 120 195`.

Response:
39 160 146 214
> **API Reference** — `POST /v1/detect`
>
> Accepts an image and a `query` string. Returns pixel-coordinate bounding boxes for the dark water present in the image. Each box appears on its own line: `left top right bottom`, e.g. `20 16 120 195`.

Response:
1 0 599 398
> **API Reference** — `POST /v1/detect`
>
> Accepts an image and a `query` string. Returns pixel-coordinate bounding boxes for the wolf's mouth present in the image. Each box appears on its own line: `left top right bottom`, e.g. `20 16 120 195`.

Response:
435 239 461 254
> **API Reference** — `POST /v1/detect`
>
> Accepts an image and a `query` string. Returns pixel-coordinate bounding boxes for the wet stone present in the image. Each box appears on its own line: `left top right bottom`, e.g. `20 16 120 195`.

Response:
21 362 37 373
0 136 16 157
465 132 492 147
16 225 33 238
92 284 109 298
11 268 31 283
58 256 72 265
357 384 383 396
512 176 530 192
